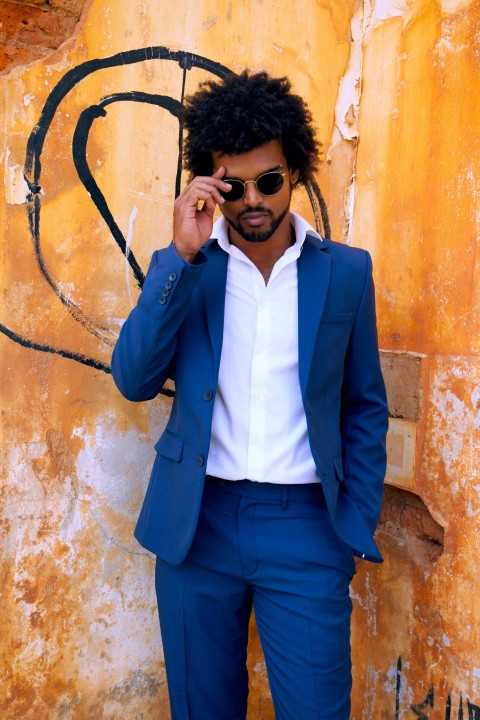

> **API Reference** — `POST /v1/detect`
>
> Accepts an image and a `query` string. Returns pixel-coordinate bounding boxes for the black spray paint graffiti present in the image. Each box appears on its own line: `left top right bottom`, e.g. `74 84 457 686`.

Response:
395 657 480 719
1 46 331 385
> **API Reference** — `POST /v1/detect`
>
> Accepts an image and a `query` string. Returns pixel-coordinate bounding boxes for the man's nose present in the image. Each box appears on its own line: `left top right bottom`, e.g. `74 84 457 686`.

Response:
243 180 263 206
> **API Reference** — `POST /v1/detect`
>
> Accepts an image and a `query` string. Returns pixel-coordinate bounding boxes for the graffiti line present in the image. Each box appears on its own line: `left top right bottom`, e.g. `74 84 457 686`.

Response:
395 659 480 720
72 92 184 289
24 48 233 186
0 321 111 373
2 46 331 377
395 656 402 720
411 685 434 718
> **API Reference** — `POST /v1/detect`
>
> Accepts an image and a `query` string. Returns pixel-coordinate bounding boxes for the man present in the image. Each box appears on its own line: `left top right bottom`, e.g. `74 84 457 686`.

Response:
111 71 388 720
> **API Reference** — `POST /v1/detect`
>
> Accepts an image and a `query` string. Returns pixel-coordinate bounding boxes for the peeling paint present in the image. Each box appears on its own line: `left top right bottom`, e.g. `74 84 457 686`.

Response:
333 4 365 143
202 14 217 30
440 0 478 14
125 205 138 309
4 149 30 205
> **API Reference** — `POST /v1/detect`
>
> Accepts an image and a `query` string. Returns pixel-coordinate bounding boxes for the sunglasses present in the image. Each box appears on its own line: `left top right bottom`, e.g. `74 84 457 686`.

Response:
219 167 287 202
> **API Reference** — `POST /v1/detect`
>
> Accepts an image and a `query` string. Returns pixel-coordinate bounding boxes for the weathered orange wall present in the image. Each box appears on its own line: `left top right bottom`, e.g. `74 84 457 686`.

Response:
1 0 479 718
347 2 480 717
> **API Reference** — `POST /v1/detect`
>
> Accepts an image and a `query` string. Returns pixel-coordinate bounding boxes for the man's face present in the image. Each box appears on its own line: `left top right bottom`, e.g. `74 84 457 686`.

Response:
212 139 299 243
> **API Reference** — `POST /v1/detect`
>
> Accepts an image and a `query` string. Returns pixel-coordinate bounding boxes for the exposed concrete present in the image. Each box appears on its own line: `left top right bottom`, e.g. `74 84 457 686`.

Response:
378 485 444 568
380 350 425 421
0 0 87 74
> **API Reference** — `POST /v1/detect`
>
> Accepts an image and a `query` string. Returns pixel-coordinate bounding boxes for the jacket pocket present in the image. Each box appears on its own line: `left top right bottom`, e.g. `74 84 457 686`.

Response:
154 430 184 462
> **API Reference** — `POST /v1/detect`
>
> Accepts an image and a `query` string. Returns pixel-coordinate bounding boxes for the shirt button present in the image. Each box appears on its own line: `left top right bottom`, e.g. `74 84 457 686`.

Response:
169 272 177 282
197 455 204 467
203 390 213 401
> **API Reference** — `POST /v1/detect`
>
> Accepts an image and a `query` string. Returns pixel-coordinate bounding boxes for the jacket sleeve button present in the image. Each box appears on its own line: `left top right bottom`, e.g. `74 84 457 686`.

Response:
169 272 177 282
159 296 167 305
203 389 213 401
197 456 205 467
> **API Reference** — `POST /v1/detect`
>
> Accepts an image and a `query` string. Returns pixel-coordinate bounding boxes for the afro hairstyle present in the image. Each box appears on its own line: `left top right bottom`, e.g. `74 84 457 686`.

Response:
182 71 320 187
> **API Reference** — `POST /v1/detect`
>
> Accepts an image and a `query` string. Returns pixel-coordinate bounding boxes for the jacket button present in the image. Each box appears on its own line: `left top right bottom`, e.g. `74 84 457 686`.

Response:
159 296 167 305
165 280 173 289
197 455 204 467
169 272 177 282
203 389 213 401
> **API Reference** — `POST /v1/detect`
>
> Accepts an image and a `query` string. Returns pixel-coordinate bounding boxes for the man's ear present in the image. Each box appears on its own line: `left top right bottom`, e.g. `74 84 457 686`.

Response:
290 168 300 186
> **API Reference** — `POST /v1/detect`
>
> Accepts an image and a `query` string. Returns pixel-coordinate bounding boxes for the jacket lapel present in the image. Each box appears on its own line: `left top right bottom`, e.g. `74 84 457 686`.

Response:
297 236 331 396
200 233 331 392
200 240 228 373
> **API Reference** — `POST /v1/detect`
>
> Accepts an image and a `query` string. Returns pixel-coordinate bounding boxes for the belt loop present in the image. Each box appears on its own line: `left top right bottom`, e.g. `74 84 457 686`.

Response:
281 485 288 511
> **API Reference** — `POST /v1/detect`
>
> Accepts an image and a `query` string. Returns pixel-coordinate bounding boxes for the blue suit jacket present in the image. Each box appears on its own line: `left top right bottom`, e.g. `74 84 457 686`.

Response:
111 230 389 564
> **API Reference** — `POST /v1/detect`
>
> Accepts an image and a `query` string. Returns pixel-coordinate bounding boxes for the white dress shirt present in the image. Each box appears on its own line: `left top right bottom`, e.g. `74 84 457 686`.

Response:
206 212 321 485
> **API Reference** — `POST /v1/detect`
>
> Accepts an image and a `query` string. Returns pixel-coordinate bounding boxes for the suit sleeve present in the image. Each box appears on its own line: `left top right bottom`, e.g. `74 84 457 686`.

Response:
111 242 207 401
340 252 389 534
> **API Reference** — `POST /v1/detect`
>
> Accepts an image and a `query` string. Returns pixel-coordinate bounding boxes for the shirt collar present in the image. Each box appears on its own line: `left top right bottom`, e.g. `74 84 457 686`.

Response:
212 211 322 259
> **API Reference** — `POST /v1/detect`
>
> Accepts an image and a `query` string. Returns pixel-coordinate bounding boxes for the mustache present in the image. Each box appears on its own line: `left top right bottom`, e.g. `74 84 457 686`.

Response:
238 207 273 219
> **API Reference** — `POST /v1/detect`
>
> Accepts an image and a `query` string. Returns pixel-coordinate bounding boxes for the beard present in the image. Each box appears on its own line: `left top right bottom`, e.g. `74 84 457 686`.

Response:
225 205 290 243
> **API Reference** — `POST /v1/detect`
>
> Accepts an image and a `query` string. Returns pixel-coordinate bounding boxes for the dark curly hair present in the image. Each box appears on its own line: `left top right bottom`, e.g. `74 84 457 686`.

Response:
182 71 320 187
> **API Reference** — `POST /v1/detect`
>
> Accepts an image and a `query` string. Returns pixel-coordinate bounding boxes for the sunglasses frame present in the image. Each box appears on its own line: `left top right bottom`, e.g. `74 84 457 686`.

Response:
220 166 287 202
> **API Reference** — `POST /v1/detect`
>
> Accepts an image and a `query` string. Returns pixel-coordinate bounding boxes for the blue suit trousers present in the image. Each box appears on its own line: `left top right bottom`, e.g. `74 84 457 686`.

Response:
155 477 355 720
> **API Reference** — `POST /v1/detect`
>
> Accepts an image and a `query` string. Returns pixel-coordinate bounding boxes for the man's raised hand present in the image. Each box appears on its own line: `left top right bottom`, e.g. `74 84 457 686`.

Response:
172 167 231 263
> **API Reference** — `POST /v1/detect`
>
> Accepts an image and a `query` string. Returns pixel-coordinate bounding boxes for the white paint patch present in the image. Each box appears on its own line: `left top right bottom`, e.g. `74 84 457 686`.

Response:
472 385 480 430
56 281 77 304
253 660 266 673
431 379 471 481
361 661 380 720
333 3 364 143
125 205 138 309
360 0 425 42
73 413 164 511
349 572 377 635
4 149 30 205
107 317 126 331
440 0 477 14
473 667 480 678
369 0 411 26
443 633 451 647
202 15 217 30
344 175 356 246
435 35 466 55
23 93 35 107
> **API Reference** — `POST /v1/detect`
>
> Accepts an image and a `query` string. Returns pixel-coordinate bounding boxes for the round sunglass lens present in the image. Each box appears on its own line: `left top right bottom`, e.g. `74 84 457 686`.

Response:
257 172 284 195
220 180 244 201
